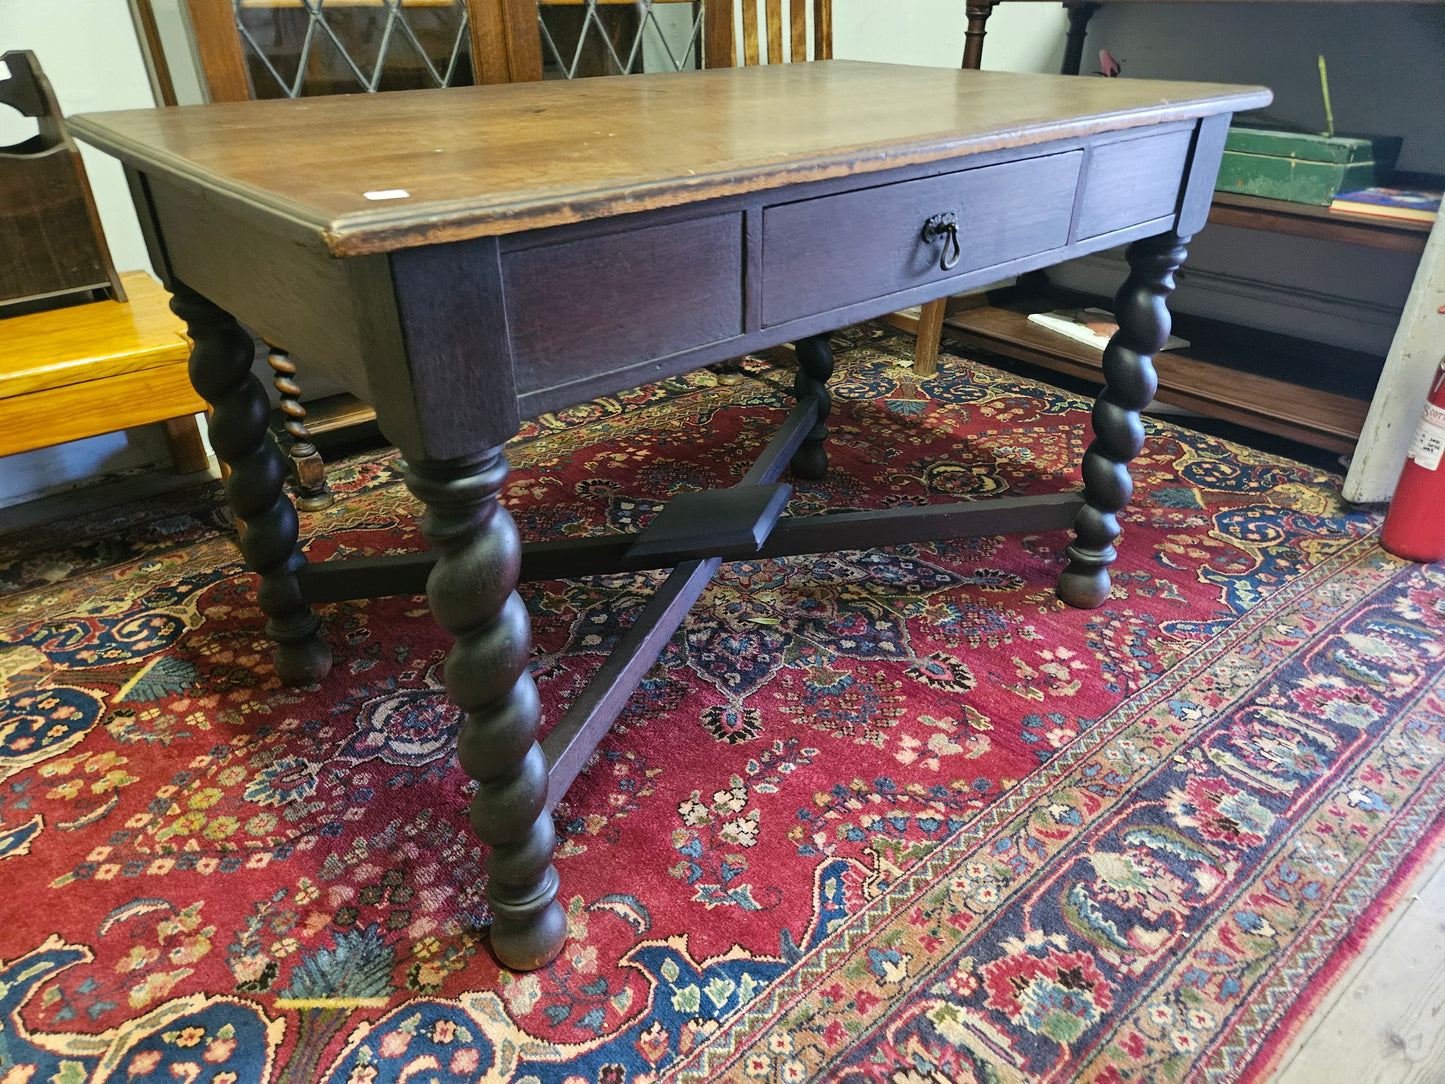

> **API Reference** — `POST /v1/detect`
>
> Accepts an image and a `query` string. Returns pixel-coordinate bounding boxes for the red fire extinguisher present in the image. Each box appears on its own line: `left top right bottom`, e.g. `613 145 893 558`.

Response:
1381 357 1445 563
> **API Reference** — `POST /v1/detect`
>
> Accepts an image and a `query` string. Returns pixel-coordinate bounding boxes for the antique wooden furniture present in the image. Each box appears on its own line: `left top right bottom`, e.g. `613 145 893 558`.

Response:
71 61 1269 970
0 271 207 472
930 0 1443 452
166 1 836 504
0 50 126 311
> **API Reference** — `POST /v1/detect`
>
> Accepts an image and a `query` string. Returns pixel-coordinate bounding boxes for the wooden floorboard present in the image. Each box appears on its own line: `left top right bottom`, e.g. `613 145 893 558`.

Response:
1269 840 1445 1083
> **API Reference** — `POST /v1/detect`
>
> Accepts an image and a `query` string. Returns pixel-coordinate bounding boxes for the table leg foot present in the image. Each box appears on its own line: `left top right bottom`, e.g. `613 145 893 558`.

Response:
169 282 332 685
1059 230 1188 609
407 449 566 972
790 332 835 480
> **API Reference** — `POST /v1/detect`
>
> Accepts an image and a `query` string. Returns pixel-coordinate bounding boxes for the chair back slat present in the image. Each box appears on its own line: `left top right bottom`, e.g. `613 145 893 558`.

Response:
789 1 808 63
765 0 784 64
741 1 761 66
814 0 832 60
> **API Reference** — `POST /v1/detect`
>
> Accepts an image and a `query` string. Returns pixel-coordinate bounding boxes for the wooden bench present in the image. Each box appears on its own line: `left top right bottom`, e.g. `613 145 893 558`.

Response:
0 270 208 473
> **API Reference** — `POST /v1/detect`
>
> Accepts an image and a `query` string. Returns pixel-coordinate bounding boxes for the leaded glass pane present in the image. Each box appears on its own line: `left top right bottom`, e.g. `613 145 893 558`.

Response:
235 0 474 99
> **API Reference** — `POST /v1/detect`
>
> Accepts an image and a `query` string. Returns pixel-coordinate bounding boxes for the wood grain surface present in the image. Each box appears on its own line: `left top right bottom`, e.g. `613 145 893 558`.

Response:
68 61 1269 256
0 271 189 396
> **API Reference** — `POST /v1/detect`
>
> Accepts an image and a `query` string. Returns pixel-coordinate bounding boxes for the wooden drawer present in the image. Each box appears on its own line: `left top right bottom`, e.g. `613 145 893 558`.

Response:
760 151 1082 328
1075 128 1195 240
504 213 743 393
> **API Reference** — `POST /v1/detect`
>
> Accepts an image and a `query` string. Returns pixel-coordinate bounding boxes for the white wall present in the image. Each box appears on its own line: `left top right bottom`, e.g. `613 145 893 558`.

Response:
0 0 175 508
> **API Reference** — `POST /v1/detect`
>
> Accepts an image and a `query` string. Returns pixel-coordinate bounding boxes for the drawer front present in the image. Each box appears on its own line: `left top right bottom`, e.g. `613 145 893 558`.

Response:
1076 128 1194 240
761 151 1082 328
504 214 743 394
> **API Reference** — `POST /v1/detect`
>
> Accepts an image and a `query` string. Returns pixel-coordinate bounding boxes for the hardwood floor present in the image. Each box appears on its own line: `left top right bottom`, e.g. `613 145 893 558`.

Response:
1269 841 1445 1083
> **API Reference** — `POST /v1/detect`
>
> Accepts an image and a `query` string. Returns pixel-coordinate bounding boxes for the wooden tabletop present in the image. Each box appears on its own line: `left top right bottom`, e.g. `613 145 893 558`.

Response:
69 61 1269 257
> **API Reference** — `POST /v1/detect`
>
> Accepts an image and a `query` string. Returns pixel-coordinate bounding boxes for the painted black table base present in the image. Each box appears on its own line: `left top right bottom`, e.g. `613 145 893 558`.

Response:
167 227 1185 971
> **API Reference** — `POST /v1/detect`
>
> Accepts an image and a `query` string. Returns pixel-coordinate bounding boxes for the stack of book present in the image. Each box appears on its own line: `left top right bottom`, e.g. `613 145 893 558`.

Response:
1328 186 1441 223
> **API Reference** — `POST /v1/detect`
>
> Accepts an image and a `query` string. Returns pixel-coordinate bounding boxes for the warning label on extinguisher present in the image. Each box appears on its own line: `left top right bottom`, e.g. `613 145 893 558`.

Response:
1407 402 1445 471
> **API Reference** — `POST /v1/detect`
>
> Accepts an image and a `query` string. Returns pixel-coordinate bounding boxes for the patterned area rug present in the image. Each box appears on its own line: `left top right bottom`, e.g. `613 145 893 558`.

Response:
2 326 1442 1083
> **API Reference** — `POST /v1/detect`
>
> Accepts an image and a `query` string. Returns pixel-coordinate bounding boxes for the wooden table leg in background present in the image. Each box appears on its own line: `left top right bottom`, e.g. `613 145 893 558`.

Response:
1058 229 1189 608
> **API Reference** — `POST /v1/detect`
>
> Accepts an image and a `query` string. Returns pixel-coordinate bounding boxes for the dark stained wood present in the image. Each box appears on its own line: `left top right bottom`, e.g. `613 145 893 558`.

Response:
703 0 735 66
68 63 1271 257
542 557 719 811
503 214 743 396
84 62 1264 971
129 0 179 107
1059 231 1186 608
268 345 335 511
183 0 254 102
814 0 832 59
469 0 544 84
625 484 792 561
140 172 368 399
1062 2 1102 75
789 332 835 479
162 415 209 473
762 151 1082 327
297 490 1087 604
0 51 125 309
406 449 566 972
169 280 332 684
962 1 999 70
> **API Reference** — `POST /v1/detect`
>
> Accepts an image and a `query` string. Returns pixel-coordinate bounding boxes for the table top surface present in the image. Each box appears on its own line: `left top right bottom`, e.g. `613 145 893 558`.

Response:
70 61 1269 257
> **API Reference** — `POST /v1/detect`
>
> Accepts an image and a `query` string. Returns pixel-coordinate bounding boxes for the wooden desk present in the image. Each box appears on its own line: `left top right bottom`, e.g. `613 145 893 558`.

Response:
70 61 1268 970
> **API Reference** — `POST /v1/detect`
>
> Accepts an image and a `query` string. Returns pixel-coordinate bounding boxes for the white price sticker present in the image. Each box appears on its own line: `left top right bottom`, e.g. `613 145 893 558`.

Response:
1406 402 1445 472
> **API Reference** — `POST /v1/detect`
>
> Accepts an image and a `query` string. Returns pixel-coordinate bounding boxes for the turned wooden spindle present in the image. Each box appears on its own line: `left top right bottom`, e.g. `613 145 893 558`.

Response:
267 345 335 512
169 282 332 685
1058 231 1189 609
790 332 836 481
405 449 566 971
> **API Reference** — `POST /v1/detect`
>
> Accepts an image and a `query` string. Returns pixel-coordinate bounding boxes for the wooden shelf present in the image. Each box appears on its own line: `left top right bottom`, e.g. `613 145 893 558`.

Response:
1208 192 1432 253
939 289 1374 455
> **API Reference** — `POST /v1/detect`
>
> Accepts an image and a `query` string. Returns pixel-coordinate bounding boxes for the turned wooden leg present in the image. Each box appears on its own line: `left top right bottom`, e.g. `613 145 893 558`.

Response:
406 449 566 972
790 332 835 481
962 0 999 70
169 282 332 685
1061 2 1101 76
268 345 335 512
1058 230 1188 609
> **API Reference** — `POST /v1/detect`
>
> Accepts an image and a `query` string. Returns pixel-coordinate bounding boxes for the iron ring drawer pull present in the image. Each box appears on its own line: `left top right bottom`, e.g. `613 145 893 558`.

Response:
921 212 961 271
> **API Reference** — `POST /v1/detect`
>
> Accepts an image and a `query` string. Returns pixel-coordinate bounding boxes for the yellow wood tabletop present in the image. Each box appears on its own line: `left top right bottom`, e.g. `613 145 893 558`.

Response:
0 272 192 399
68 61 1270 256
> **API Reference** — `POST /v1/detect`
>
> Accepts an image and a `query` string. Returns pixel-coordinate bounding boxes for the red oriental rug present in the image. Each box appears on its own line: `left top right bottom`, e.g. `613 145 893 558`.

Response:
2 325 1443 1084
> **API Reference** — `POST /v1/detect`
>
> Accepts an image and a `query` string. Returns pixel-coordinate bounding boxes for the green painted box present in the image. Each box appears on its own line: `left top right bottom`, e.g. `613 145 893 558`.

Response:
1214 126 1402 205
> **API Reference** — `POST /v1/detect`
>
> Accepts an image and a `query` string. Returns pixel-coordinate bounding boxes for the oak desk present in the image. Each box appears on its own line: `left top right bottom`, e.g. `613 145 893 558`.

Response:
70 61 1270 971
